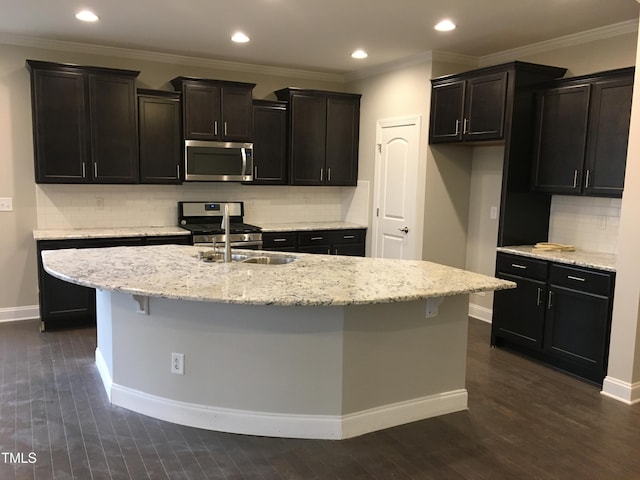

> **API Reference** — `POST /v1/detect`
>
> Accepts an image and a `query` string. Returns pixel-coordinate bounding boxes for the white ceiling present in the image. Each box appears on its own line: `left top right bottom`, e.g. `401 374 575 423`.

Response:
0 0 638 74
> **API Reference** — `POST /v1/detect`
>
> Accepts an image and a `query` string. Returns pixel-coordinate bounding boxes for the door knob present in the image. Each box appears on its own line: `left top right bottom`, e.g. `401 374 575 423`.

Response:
398 227 409 234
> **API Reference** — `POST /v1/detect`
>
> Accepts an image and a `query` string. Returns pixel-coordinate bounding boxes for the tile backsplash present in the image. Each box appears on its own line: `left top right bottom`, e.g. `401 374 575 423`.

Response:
35 182 370 229
548 195 621 254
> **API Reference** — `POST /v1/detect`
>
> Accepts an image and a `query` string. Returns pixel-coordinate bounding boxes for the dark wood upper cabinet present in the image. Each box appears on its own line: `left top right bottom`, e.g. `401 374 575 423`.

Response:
531 84 591 194
429 70 508 143
27 60 140 184
275 88 361 186
532 67 634 198
251 100 287 185
170 77 255 141
584 73 634 196
138 89 182 184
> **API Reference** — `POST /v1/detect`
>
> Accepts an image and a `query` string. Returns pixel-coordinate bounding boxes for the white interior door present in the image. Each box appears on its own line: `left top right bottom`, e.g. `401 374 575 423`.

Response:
373 116 422 260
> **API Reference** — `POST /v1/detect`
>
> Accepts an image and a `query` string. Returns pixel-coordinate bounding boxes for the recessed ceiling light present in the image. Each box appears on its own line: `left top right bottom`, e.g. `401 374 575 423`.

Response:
231 32 250 43
435 19 456 32
351 49 368 59
75 10 99 22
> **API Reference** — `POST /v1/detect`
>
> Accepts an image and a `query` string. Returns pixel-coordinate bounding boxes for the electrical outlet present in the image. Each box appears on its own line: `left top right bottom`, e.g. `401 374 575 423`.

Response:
95 196 104 210
0 197 13 212
171 352 184 375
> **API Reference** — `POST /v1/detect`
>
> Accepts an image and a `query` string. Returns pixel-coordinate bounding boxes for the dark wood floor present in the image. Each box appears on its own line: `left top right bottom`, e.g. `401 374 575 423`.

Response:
1 318 639 480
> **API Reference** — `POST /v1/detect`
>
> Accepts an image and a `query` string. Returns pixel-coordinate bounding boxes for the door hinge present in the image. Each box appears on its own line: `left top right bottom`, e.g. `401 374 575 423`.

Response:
376 208 379 217
377 143 382 153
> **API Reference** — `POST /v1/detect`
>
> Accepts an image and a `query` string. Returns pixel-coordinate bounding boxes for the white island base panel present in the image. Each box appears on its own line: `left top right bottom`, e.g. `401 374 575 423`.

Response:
95 290 470 440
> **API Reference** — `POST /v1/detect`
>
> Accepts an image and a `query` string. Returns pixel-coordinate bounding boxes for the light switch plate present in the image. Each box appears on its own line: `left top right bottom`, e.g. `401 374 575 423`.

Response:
0 198 13 212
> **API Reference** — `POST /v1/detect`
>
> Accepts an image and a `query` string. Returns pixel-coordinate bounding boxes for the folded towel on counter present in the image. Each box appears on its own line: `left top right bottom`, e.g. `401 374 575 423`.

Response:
533 242 576 252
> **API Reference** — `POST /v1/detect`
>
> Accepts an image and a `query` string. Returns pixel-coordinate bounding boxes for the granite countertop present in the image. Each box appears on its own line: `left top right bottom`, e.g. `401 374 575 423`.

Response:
497 245 617 272
33 226 191 241
41 245 513 307
258 221 367 232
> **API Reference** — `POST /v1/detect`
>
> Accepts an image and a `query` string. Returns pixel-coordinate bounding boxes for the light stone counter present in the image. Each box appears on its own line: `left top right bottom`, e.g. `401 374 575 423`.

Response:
41 244 513 306
41 244 513 440
258 221 367 232
33 226 190 241
498 245 617 272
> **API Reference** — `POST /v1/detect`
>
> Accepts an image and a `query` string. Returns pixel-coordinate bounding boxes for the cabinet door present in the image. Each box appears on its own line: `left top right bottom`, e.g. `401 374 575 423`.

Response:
544 285 610 383
429 80 465 143
89 74 139 183
251 101 287 184
492 274 547 349
30 68 89 183
463 72 508 141
583 75 633 197
289 95 327 185
183 83 221 139
138 93 182 184
220 87 253 141
532 84 590 194
326 96 360 186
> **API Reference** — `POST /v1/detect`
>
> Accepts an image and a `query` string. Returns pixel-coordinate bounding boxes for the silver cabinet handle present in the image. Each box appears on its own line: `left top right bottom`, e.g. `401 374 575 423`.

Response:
320 168 324 182
176 164 180 179
463 118 469 134
573 169 579 188
536 287 542 306
585 169 590 189
214 121 218 136
511 264 527 270
82 162 86 178
94 162 98 178
455 119 460 135
224 121 228 136
567 275 586 282
273 238 288 242
310 236 324 241
547 291 553 309
398 227 409 234
343 235 355 239
328 167 331 182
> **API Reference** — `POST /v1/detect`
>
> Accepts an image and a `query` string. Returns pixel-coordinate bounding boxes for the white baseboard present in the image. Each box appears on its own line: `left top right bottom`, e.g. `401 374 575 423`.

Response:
601 376 640 405
107 381 468 440
468 303 492 323
0 305 39 323
95 348 113 402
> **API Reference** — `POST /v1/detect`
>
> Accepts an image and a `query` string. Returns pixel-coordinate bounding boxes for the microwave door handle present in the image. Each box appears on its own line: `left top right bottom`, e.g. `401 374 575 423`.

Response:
242 148 248 178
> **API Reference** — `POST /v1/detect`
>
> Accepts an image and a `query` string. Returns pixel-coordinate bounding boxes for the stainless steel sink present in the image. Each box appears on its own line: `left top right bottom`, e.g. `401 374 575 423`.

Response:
198 251 295 265
198 251 250 263
240 255 296 265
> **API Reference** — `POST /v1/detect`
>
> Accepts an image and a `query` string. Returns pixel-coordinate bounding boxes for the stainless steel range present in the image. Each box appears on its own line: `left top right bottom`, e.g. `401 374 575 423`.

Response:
178 201 262 248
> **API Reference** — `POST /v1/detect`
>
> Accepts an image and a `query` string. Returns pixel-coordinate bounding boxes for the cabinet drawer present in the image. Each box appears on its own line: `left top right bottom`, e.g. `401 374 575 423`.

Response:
262 232 296 249
496 253 548 280
298 230 332 246
329 229 366 244
549 264 613 296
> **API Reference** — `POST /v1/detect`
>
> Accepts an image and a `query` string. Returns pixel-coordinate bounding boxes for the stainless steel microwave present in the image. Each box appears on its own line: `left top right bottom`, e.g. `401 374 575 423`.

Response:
184 140 253 182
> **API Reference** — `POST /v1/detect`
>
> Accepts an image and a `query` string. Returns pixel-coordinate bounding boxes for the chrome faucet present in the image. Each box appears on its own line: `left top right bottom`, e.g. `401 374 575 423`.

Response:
221 203 231 262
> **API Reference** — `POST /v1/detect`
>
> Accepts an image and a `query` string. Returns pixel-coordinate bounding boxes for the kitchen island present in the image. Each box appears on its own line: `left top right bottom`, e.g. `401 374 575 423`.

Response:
42 245 513 439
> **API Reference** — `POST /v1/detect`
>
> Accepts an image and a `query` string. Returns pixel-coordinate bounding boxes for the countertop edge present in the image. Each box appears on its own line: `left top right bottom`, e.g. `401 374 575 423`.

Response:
497 246 617 272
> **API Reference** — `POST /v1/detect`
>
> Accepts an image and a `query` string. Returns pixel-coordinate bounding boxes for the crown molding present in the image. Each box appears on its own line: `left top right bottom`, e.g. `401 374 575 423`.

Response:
0 32 347 84
479 19 639 66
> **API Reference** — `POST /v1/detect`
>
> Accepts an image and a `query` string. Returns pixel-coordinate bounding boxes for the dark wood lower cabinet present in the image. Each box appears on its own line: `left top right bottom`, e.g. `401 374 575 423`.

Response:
262 229 366 256
37 235 191 331
492 252 615 385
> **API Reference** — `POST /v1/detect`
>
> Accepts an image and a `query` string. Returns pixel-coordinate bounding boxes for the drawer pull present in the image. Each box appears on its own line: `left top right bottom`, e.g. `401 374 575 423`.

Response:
310 237 324 241
567 275 586 282
511 264 527 269
273 238 288 242
547 291 553 309
343 235 356 239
